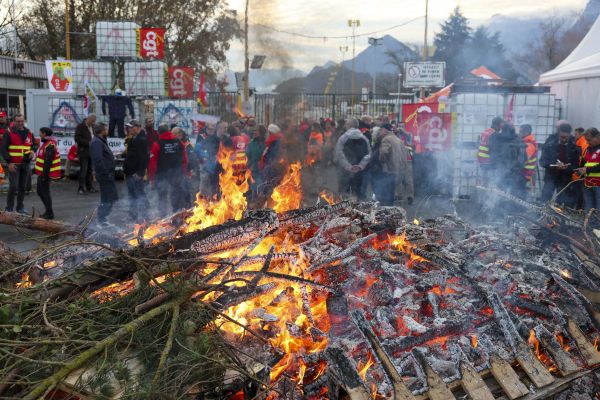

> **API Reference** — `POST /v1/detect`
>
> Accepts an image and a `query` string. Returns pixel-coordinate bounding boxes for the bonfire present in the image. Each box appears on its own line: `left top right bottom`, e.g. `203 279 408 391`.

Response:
1 148 600 399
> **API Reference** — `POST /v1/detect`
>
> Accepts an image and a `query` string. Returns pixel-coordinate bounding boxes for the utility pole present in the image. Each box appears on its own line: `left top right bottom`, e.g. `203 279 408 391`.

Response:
368 37 383 95
348 19 360 97
420 0 429 99
243 0 250 102
65 0 71 59
339 45 348 93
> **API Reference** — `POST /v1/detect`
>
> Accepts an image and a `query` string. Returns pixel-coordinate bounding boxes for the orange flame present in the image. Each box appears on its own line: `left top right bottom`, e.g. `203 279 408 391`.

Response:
373 233 426 267
528 329 558 373
357 351 375 381
185 146 250 233
296 357 307 384
471 335 478 349
15 273 32 288
271 162 302 213
319 191 336 205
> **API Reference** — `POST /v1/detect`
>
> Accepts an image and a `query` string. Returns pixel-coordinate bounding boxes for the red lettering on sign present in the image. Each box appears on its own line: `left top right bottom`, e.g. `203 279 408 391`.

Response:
168 66 194 99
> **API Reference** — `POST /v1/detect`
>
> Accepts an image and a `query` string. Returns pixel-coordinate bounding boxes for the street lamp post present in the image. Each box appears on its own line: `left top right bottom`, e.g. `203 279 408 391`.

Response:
368 37 383 95
397 72 403 119
339 45 348 93
348 19 360 96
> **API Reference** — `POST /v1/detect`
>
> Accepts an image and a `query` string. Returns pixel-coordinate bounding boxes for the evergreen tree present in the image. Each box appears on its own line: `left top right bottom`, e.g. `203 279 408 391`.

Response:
433 7 471 82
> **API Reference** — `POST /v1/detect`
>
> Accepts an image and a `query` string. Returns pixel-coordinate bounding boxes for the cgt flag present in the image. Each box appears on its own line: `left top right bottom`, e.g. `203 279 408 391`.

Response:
168 67 194 98
415 112 454 153
136 28 166 59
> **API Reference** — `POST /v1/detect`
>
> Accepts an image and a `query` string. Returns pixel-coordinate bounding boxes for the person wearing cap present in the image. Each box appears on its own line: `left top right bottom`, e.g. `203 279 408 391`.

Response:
34 127 61 219
123 119 149 222
1 113 34 213
370 123 407 206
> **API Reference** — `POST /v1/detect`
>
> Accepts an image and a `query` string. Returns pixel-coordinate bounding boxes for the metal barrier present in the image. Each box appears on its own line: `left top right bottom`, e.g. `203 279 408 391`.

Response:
204 92 415 124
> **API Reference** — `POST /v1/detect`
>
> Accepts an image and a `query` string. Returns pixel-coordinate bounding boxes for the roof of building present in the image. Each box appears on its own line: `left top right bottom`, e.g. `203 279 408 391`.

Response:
0 56 46 80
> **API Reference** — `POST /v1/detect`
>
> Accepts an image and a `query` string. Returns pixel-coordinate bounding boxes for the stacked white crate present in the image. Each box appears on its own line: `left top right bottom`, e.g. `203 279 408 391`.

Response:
125 61 167 97
71 61 113 96
96 21 139 59
154 100 196 131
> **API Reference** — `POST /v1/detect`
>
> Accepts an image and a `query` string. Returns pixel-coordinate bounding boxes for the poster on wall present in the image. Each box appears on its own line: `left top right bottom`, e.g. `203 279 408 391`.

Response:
45 61 73 93
168 67 194 98
415 112 453 153
137 28 166 59
154 100 195 132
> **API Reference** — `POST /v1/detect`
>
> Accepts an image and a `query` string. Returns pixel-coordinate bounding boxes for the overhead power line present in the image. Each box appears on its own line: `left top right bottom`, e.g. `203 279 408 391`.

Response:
253 16 425 41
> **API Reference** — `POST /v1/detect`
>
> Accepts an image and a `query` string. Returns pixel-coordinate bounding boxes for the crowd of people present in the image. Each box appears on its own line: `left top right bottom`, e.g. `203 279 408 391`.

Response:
477 117 600 211
2 109 600 227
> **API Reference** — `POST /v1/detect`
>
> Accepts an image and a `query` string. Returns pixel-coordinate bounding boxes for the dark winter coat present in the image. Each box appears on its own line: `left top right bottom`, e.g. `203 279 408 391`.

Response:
246 137 265 178
74 121 94 158
101 96 135 119
123 132 149 177
540 137 580 181
90 135 116 181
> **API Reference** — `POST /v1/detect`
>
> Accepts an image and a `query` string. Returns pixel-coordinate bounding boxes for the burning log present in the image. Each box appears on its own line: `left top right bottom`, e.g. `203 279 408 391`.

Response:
565 319 600 366
29 209 279 301
277 201 350 229
324 347 371 400
533 324 580 375
350 310 415 400
0 210 83 235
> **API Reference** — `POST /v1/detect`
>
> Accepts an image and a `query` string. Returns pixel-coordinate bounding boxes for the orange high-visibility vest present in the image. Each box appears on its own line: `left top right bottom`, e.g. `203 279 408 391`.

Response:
522 134 538 182
34 137 61 179
583 146 600 187
306 131 324 165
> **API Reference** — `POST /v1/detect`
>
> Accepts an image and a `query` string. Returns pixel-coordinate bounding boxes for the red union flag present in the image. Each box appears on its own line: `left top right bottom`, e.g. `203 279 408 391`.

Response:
168 67 194 98
137 28 166 59
415 112 453 153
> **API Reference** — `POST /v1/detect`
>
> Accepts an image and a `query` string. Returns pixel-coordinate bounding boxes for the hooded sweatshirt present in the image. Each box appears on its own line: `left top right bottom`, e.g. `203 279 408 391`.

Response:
334 128 371 172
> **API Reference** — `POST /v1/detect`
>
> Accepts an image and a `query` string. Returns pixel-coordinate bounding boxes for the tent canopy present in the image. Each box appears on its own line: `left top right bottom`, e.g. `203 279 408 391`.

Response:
540 16 600 83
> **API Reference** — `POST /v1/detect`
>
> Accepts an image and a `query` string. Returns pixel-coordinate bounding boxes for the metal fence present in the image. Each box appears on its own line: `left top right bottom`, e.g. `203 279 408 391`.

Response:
204 92 416 125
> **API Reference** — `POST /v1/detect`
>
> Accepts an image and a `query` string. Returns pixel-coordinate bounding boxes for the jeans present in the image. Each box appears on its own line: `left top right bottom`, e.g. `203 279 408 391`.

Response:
583 186 600 211
126 174 148 222
6 163 29 211
156 176 183 217
108 117 125 138
78 155 94 191
373 171 397 206
36 176 53 216
541 175 575 207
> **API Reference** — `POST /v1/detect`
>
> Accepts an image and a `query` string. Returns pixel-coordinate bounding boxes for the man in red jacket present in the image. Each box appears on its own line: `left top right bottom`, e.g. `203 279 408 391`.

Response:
148 124 188 217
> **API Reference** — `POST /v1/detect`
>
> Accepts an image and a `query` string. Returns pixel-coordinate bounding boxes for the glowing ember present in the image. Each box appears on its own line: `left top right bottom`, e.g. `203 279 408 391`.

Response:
271 162 302 213
357 351 375 381
90 280 135 302
556 333 572 352
185 146 250 233
413 218 420 225
43 260 57 269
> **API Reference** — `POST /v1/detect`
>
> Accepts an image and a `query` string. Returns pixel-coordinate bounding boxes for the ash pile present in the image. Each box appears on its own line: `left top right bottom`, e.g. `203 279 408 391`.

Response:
1 194 600 399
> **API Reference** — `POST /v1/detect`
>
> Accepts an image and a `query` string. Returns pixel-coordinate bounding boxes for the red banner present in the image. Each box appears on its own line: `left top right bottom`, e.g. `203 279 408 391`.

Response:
137 28 166 59
168 66 194 98
415 113 453 153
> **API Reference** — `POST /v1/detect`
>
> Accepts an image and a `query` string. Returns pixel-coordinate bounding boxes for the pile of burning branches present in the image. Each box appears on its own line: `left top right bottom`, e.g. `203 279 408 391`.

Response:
2 151 600 399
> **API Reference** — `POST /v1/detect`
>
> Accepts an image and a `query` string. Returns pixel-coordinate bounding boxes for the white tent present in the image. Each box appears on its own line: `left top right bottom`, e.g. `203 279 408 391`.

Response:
539 15 600 129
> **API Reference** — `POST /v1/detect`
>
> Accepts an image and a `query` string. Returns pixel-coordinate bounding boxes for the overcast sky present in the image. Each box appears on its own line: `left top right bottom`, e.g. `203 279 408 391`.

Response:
225 0 588 71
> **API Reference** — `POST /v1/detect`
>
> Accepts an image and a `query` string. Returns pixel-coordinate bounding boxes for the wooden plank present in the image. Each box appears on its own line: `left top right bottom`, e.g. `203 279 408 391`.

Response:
516 368 595 400
577 288 600 305
459 361 495 400
514 342 555 388
422 362 456 400
325 347 371 400
567 319 600 366
570 245 600 281
489 356 529 399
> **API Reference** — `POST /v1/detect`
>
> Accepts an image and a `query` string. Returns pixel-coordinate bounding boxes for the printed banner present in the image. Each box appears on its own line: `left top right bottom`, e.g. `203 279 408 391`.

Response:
55 136 125 159
45 60 73 93
168 66 194 98
136 28 166 59
415 112 453 153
